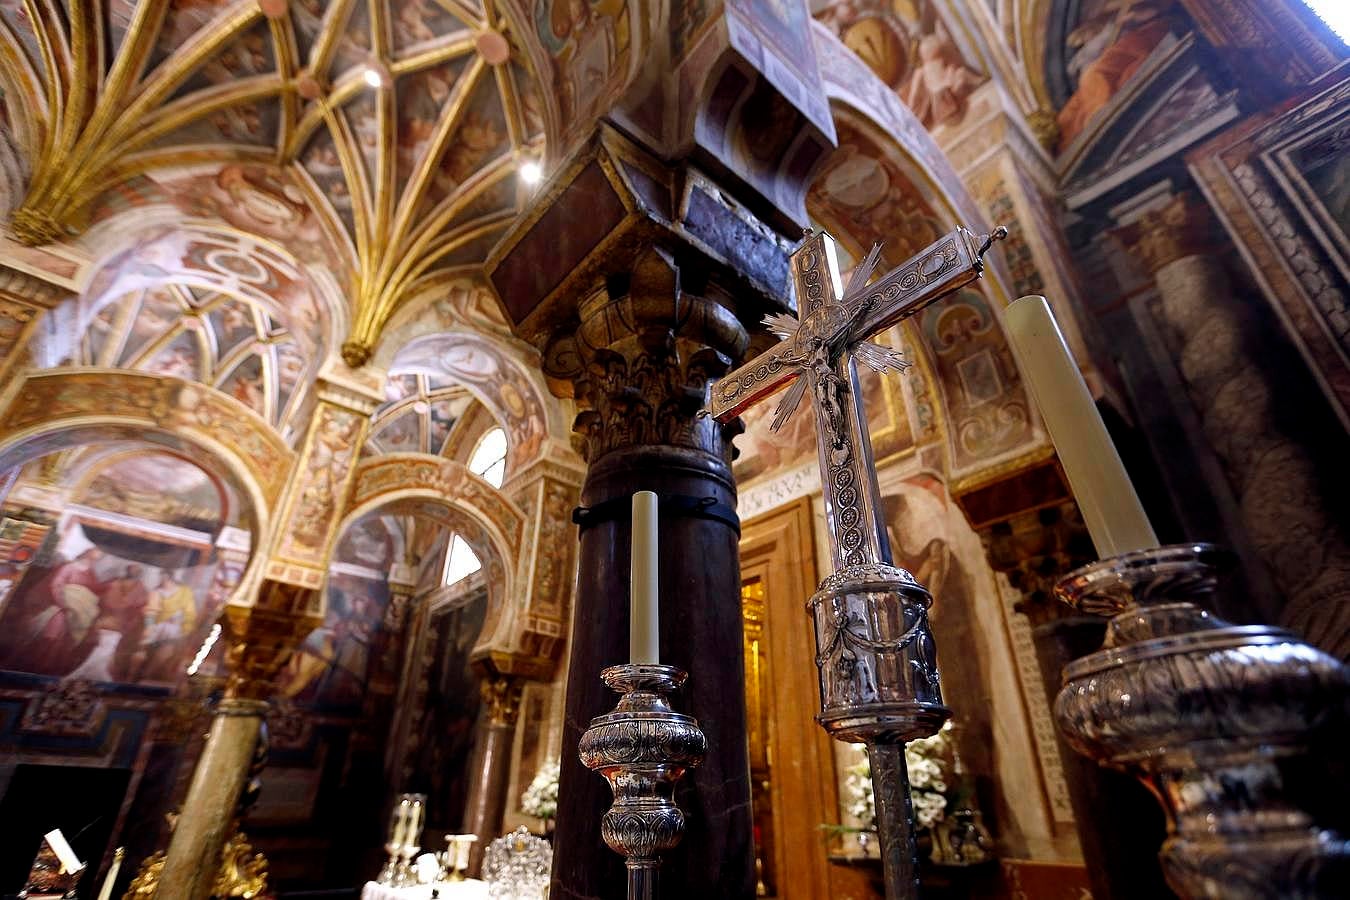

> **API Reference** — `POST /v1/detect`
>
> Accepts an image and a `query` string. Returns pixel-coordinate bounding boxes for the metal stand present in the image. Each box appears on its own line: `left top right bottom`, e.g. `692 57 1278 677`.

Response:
579 664 707 900
809 563 951 900
1053 543 1350 899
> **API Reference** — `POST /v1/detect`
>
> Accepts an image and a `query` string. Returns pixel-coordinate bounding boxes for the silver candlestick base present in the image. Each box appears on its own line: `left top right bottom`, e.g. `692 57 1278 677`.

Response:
579 664 707 900
810 563 950 899
1053 543 1350 899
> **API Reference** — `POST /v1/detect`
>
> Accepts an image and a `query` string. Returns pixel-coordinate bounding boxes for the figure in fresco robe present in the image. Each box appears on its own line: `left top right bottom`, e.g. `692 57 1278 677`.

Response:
904 32 984 129
20 548 107 674
1056 0 1175 150
98 564 149 679
138 569 198 681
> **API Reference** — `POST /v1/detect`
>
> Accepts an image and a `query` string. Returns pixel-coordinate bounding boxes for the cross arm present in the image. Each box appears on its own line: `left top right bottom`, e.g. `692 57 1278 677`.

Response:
845 226 1007 341
706 338 801 422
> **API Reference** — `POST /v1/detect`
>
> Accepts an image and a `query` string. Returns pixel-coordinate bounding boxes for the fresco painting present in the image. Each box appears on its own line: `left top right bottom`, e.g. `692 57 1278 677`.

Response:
1054 0 1181 151
815 1 986 130
0 452 238 686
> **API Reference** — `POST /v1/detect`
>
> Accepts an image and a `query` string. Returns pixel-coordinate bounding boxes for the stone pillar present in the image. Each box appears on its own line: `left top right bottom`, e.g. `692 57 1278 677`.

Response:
488 130 790 900
1115 192 1350 659
462 673 524 876
157 601 315 900
546 247 756 899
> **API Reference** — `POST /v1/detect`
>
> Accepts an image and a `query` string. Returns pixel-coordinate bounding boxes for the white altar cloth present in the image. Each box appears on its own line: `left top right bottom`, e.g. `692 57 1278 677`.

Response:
361 880 488 900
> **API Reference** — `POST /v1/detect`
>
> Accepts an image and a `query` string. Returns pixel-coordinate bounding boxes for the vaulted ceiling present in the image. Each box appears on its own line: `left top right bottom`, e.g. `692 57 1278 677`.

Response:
0 0 549 363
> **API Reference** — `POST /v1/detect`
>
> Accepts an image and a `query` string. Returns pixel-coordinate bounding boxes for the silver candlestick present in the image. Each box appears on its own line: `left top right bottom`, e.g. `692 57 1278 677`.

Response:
579 664 707 900
1052 543 1350 899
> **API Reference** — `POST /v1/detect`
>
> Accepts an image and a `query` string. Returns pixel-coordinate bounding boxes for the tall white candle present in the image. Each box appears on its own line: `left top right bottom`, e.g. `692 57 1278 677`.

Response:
391 799 409 848
1004 295 1159 558
630 491 660 664
408 800 423 848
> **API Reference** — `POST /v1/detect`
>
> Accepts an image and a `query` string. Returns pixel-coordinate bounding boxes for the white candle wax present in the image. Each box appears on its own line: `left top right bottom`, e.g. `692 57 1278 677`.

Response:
408 801 423 848
630 491 660 664
1004 295 1159 558
391 800 409 848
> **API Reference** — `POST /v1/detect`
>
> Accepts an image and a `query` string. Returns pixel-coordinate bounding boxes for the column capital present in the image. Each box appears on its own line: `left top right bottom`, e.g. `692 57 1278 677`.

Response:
222 586 321 701
479 673 524 726
1112 191 1215 276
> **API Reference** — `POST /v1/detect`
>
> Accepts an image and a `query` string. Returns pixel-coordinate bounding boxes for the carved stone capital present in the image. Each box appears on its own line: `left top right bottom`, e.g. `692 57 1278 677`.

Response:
979 501 1098 629
545 248 750 463
222 589 321 701
479 674 524 726
1113 192 1216 276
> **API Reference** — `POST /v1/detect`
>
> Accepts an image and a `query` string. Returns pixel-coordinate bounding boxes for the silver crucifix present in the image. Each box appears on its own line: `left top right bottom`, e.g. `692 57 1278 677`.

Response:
709 224 1006 899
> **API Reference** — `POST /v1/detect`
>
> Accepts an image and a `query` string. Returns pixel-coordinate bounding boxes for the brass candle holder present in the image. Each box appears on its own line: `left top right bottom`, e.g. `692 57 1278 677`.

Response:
1052 543 1350 899
579 664 707 900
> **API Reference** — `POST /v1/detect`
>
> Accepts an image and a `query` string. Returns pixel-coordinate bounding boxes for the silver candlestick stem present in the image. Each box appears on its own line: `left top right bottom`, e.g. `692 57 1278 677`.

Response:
1052 543 1350 899
579 664 707 900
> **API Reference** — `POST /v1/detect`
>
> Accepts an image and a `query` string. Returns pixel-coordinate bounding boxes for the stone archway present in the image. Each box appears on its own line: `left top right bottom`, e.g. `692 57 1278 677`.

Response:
341 453 526 656
0 369 290 632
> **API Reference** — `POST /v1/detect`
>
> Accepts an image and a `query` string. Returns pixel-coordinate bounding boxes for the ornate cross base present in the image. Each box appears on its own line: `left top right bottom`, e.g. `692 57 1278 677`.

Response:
1053 544 1350 899
810 564 950 899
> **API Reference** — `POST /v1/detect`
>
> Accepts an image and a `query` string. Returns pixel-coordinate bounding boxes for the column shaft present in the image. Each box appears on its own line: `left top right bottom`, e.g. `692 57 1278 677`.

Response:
156 699 267 900
462 674 523 876
1120 193 1350 658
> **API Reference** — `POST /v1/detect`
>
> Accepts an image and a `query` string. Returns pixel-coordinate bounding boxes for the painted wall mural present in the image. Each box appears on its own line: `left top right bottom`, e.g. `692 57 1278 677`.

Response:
0 451 243 686
531 0 632 143
814 0 987 131
1048 0 1185 152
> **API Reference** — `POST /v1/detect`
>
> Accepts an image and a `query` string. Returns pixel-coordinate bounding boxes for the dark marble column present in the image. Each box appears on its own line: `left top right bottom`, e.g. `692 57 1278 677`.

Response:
546 247 756 899
487 128 792 900
463 674 523 877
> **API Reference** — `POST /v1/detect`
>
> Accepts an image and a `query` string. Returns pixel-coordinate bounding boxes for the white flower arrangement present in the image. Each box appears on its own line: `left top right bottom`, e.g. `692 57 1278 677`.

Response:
843 726 954 832
519 760 560 821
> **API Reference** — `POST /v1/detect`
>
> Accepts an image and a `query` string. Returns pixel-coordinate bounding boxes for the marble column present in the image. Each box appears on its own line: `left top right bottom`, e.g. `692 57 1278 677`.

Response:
156 602 315 900
544 250 756 899
1115 192 1350 658
487 128 794 900
462 673 524 876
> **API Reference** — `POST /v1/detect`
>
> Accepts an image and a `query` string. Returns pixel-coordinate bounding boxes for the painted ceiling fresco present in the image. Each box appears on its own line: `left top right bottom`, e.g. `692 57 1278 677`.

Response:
53 285 316 435
0 0 549 361
813 0 988 131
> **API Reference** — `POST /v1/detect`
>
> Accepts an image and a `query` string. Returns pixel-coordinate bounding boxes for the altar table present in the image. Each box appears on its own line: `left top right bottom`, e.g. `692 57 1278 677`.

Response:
361 880 488 900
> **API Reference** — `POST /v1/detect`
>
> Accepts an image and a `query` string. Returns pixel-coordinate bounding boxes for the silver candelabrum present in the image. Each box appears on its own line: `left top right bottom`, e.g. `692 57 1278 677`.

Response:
579 664 707 900
810 562 950 897
1052 543 1350 899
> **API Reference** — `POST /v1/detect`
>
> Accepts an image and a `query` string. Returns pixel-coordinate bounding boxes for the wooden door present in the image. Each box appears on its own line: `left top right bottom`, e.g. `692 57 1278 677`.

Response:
740 498 874 899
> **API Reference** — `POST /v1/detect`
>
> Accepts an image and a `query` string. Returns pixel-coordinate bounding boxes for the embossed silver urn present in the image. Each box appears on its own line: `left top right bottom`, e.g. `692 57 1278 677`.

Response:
579 664 707 900
1052 543 1350 899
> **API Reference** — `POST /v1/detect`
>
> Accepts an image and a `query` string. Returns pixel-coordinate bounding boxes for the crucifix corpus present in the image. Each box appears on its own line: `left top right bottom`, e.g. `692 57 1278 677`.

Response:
707 224 1007 899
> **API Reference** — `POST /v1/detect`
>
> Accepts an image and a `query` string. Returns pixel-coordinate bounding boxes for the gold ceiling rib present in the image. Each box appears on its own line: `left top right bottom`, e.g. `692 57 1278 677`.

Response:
1 0 548 367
